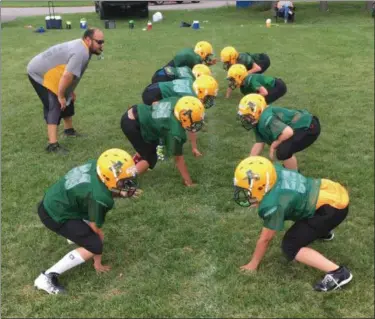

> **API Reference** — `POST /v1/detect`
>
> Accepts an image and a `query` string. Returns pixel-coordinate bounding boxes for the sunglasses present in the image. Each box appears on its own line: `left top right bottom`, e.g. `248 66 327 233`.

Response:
92 38 105 45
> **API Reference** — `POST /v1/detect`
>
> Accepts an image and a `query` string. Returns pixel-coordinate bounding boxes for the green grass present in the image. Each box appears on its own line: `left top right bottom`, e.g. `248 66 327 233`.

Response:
1 2 374 318
1 1 94 7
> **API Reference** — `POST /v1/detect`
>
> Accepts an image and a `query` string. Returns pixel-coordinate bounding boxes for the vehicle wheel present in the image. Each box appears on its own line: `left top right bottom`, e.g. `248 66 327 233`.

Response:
192 1 200 3
99 5 107 20
177 1 183 3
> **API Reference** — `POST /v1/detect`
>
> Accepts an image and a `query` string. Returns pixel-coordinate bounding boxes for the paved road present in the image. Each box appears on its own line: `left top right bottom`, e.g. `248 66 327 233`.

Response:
1 1 236 23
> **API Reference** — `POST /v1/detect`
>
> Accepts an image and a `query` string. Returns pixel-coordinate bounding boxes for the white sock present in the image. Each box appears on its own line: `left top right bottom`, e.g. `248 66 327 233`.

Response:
45 249 85 276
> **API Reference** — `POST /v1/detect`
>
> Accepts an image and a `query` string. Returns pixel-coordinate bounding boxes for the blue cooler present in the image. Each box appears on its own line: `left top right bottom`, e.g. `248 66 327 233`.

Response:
192 20 200 30
236 1 253 8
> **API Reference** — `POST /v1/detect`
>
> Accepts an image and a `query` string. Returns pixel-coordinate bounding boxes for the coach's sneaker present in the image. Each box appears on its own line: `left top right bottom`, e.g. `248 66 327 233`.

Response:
63 128 85 138
46 142 69 154
34 271 66 295
314 266 353 292
320 231 335 241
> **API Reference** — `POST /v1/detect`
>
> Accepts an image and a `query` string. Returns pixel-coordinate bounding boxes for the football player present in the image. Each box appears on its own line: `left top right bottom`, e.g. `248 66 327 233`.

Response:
151 64 211 84
221 46 271 98
164 41 217 69
34 148 139 294
236 94 320 171
227 64 287 103
233 156 352 292
142 75 218 109
121 96 205 186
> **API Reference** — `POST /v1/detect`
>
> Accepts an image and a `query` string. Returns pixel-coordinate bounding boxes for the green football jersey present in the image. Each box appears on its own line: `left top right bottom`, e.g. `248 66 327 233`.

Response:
136 97 187 156
237 52 262 70
254 106 313 145
43 160 114 228
164 66 194 80
173 48 203 69
240 74 276 95
258 164 321 231
159 79 196 99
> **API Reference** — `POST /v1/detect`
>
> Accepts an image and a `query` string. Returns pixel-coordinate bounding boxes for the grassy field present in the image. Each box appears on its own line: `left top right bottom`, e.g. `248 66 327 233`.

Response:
1 1 94 7
1 2 374 318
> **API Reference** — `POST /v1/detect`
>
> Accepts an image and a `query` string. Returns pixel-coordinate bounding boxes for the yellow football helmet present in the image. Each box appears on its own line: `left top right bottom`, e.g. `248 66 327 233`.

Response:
174 96 205 132
192 64 212 78
238 94 267 130
97 148 138 197
233 156 277 207
220 46 239 70
194 41 214 63
227 64 247 90
192 75 219 109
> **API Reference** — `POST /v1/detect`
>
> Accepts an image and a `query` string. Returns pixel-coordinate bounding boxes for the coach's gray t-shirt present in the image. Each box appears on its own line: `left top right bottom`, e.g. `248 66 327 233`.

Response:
27 39 91 98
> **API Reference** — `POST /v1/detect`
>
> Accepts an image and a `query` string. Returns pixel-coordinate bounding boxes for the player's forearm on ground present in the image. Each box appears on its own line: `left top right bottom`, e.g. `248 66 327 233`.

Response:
226 87 232 98
250 143 264 156
58 72 74 98
175 155 192 184
249 238 271 266
188 131 198 150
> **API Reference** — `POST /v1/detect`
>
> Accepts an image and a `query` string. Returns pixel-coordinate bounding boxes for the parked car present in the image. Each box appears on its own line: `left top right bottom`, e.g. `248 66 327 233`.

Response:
95 1 149 20
150 1 200 4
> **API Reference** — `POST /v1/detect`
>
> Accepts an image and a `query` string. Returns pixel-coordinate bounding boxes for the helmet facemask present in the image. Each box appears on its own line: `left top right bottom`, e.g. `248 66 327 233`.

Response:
203 95 215 109
234 170 260 207
227 77 237 90
180 109 204 132
239 114 257 130
204 54 214 65
113 178 138 198
223 62 231 71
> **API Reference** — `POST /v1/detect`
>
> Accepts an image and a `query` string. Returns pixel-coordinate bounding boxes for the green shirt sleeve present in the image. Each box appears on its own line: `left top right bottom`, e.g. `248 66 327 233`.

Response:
261 206 285 231
88 198 109 228
165 133 184 156
251 77 262 91
254 129 265 143
266 116 288 141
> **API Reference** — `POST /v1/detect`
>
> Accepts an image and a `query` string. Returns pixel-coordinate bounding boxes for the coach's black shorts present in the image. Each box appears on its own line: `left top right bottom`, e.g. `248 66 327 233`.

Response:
254 53 271 74
282 204 349 261
151 68 176 83
120 106 158 169
276 116 321 161
28 74 75 125
142 82 163 105
37 200 103 255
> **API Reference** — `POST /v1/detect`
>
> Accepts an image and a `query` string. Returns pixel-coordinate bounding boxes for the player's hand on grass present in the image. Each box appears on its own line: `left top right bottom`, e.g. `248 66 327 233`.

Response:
240 262 258 272
93 262 111 273
192 148 203 157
